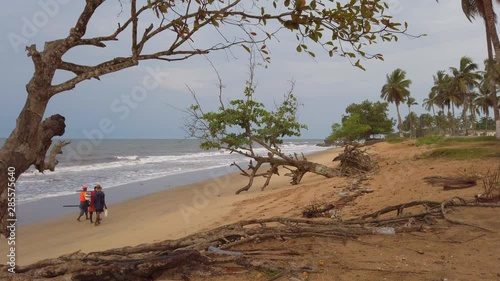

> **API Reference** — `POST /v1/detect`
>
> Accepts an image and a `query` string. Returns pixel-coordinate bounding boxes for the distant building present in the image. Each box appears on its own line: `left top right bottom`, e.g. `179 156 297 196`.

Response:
469 131 496 137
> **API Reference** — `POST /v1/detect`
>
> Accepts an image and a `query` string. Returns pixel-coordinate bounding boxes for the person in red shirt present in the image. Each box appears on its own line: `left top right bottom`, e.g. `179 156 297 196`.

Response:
88 186 97 223
76 186 89 221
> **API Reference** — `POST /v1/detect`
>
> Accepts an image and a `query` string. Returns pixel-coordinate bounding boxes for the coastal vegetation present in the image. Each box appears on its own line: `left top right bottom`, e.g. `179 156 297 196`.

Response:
325 53 499 144
325 100 394 145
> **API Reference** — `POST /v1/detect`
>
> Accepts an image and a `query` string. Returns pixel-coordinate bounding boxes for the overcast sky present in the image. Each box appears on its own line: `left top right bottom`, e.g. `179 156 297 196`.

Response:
0 0 493 139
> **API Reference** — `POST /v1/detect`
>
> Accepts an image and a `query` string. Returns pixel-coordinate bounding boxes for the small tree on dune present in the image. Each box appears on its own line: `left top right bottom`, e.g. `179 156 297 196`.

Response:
186 59 339 193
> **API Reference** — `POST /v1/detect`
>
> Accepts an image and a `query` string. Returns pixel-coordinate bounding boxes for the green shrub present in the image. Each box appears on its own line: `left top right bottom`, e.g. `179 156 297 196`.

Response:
418 148 500 160
416 135 444 146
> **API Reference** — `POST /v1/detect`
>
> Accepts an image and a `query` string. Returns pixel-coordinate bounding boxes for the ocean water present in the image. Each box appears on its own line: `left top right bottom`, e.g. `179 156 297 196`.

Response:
0 139 328 203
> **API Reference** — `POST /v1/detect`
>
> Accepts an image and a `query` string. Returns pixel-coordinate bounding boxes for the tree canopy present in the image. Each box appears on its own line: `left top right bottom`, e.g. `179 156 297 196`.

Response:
326 100 394 144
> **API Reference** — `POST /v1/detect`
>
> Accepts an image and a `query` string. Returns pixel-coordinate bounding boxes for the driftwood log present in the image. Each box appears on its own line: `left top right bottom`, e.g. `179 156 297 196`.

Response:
423 176 477 190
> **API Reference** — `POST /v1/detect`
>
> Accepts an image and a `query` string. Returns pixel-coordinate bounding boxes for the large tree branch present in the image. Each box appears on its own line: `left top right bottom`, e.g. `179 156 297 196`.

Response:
71 3 150 49
69 0 106 40
58 61 96 76
50 57 137 94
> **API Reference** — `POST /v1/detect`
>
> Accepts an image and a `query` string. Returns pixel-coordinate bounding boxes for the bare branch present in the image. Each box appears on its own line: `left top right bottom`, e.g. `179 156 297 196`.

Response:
68 0 106 41
50 57 137 94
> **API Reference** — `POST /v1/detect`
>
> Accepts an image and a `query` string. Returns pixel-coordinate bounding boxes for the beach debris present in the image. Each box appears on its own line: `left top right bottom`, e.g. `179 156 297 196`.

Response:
336 145 375 176
423 176 477 190
372 227 396 235
479 166 500 202
303 178 374 219
302 203 335 218
207 246 244 256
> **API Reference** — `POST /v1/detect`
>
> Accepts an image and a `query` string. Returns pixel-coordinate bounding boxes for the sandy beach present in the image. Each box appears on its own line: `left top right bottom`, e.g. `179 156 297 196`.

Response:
2 140 499 281
0 147 342 266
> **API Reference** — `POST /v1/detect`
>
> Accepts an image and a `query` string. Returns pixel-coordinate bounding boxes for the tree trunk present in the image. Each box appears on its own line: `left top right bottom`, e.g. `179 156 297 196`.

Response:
462 99 468 136
0 90 66 236
396 104 403 138
234 156 340 194
432 106 437 134
482 0 500 139
408 105 412 138
485 22 498 138
485 113 489 134
298 160 339 178
469 104 476 136
451 106 456 136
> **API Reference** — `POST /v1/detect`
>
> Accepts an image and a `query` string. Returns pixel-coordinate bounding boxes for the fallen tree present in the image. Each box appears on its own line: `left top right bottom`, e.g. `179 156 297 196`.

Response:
186 57 340 193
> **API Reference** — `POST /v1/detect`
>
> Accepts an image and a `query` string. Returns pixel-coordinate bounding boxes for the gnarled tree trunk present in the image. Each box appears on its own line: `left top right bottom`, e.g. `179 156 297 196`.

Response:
0 90 67 236
234 155 340 194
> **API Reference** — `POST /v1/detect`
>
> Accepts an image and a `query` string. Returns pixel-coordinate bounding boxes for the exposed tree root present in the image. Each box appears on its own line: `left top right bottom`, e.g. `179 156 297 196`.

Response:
335 145 375 176
2 198 498 280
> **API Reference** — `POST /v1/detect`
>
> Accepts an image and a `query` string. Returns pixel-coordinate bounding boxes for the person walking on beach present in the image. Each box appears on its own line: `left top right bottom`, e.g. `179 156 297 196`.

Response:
93 185 107 226
76 186 89 221
88 186 97 223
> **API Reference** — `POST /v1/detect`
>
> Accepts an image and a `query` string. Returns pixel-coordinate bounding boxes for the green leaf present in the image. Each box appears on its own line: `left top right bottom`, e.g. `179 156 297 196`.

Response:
211 18 219 28
242 44 251 53
296 45 302 52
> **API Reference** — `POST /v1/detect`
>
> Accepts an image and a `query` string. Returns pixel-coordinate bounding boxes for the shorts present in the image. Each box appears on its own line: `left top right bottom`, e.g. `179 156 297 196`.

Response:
96 208 104 213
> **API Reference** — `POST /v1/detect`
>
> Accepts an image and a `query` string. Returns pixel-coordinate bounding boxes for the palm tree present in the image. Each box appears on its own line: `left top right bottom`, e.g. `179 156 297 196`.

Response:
468 91 480 135
475 81 494 133
381 68 412 138
432 70 458 135
423 91 437 116
459 0 500 138
448 56 481 135
406 96 418 138
423 91 438 132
